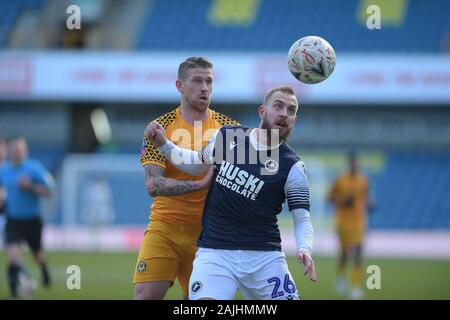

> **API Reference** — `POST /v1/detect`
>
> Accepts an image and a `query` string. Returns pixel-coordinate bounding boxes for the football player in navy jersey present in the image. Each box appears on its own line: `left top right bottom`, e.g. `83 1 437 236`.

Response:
146 86 317 300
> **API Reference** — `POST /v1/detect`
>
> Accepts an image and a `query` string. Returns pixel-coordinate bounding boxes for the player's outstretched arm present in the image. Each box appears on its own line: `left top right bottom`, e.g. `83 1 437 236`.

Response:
291 208 317 282
146 121 214 176
144 164 214 197
285 161 317 282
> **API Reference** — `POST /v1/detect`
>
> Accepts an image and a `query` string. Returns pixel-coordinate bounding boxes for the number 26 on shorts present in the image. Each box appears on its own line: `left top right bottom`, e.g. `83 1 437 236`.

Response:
267 274 296 299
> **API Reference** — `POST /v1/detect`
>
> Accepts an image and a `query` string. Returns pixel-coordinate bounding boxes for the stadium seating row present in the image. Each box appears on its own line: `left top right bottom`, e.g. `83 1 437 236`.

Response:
370 152 450 229
136 0 450 52
0 0 45 46
1 0 449 52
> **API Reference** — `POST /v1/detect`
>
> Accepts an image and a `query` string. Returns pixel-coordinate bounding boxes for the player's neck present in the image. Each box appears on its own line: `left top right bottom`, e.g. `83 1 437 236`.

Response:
179 104 209 125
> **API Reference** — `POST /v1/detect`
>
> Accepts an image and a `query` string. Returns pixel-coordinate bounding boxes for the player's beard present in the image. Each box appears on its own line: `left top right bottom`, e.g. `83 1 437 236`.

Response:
185 94 210 113
261 117 293 144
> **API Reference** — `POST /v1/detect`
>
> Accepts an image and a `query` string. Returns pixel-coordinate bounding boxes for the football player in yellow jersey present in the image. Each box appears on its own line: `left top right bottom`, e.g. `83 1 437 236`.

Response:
328 152 373 300
133 57 238 299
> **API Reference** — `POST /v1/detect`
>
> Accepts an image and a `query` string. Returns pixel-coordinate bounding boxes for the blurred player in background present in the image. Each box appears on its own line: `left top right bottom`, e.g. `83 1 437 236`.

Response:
328 151 374 300
134 57 238 300
147 86 317 300
0 137 6 164
0 137 54 299
80 176 116 251
0 137 7 295
0 137 7 251
0 137 7 214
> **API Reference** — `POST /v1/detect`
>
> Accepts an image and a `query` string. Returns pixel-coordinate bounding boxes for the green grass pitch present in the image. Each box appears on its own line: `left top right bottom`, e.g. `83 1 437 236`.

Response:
0 251 449 299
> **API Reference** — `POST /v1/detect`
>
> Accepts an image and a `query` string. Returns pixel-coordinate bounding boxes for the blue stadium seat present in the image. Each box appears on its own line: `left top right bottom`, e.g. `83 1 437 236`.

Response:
0 0 46 47
370 151 450 230
136 0 450 53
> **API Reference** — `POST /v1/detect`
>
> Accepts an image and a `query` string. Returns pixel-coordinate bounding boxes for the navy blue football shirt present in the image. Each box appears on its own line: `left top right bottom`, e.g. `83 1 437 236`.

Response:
198 125 310 251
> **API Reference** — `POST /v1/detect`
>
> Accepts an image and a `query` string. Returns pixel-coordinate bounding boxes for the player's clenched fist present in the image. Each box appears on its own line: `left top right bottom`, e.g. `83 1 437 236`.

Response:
145 122 167 147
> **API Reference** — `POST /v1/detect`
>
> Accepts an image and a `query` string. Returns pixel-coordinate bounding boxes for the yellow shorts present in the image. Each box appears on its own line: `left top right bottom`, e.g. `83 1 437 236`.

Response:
133 219 201 297
336 223 365 250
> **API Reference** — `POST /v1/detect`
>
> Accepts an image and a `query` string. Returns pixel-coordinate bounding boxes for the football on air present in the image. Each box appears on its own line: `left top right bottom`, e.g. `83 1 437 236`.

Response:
287 36 336 84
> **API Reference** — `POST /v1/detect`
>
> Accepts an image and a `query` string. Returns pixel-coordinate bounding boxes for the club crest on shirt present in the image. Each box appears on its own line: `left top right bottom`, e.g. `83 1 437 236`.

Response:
137 260 147 273
264 159 278 173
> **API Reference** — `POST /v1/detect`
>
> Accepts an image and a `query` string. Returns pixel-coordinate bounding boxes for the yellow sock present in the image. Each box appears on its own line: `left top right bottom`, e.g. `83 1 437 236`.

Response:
351 264 363 287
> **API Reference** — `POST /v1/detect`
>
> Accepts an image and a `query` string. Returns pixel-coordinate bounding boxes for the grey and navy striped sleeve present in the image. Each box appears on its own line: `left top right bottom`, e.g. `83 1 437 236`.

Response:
284 161 310 212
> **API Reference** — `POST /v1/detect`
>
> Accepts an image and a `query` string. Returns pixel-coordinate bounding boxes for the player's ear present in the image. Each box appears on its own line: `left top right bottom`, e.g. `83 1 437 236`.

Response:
175 79 183 93
257 105 265 119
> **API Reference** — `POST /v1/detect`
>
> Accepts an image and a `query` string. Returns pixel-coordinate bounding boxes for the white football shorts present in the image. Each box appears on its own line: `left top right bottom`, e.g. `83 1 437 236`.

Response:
189 247 300 300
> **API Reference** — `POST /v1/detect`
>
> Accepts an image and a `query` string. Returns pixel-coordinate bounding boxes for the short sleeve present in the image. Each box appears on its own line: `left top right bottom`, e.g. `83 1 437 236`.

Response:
32 161 54 189
139 110 177 168
140 135 167 168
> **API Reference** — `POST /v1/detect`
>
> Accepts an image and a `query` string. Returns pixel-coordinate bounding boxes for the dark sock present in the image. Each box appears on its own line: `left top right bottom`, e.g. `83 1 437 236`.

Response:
40 262 51 288
7 264 21 298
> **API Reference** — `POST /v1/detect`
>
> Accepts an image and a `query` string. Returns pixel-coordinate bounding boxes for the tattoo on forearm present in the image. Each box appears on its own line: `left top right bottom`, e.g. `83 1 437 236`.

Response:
152 178 198 195
145 165 197 196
